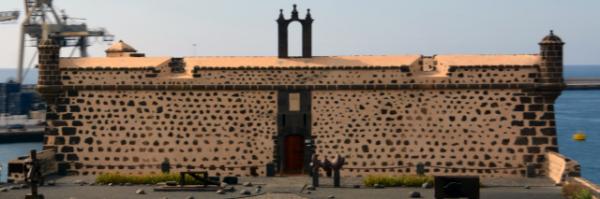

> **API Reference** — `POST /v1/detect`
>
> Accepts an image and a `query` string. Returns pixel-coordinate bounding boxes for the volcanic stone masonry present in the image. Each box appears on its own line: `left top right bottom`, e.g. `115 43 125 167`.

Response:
37 7 565 178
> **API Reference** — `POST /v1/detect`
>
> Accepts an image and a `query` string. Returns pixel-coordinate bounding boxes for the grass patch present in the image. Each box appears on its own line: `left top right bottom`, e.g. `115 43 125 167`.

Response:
96 173 206 185
363 175 433 187
562 183 593 199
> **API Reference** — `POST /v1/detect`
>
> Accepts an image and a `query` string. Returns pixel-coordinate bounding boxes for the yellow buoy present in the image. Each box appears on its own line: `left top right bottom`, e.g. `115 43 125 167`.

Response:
573 132 587 141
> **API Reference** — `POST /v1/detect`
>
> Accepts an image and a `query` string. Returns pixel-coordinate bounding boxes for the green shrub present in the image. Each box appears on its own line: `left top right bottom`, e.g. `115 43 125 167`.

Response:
562 183 593 199
96 172 206 185
363 175 433 187
573 189 593 199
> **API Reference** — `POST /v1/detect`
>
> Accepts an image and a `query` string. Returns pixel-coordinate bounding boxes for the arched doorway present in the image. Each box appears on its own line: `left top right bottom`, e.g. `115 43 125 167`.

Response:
283 135 305 174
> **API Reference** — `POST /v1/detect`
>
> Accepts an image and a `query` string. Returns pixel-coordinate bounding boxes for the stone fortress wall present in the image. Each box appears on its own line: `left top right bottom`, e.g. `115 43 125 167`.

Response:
37 31 565 178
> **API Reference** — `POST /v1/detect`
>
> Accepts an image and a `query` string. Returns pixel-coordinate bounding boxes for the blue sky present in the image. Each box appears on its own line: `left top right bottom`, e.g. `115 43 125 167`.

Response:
0 0 599 69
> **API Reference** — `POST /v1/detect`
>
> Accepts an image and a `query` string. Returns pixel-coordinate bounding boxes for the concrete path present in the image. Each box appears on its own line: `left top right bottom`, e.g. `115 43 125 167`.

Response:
0 176 564 199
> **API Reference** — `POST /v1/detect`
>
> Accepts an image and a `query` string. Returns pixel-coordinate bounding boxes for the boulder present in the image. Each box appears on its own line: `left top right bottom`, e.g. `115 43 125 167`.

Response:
47 180 56 186
240 189 251 195
135 188 146 195
328 195 335 199
0 188 7 192
374 184 385 189
107 183 113 186
307 185 316 190
409 191 421 198
243 182 253 187
220 182 229 188
165 181 178 186
421 182 433 189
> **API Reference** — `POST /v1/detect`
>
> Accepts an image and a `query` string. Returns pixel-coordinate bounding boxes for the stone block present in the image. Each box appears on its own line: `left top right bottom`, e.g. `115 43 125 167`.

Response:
69 136 81 145
61 146 74 153
540 128 556 136
66 154 79 161
511 120 524 127
62 127 77 135
513 105 525 112
527 147 541 153
514 137 529 145
529 121 546 127
70 106 81 112
520 128 536 136
528 104 544 111
532 137 549 145
523 112 537 120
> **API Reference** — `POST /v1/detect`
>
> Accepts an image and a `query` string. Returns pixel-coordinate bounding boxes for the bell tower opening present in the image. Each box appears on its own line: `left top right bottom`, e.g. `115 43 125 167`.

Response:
277 4 313 58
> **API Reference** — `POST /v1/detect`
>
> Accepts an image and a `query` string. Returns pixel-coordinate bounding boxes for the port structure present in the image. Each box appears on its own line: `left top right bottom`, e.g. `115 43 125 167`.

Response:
0 11 20 23
13 0 114 83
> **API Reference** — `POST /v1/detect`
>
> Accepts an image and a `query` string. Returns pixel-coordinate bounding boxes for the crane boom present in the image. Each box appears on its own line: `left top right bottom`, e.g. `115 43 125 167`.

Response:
15 0 113 83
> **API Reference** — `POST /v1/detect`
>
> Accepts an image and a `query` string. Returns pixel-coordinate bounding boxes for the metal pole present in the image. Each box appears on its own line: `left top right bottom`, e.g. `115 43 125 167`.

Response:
333 169 340 187
17 29 26 83
25 149 44 199
30 150 38 196
18 0 35 84
79 37 88 57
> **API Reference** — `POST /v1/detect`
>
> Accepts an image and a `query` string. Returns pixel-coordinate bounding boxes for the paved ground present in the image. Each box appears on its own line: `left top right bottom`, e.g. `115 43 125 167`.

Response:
0 176 565 199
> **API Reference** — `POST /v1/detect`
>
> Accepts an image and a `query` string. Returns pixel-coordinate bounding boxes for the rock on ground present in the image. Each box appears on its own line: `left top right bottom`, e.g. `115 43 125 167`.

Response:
135 188 145 194
240 189 251 195
409 191 421 198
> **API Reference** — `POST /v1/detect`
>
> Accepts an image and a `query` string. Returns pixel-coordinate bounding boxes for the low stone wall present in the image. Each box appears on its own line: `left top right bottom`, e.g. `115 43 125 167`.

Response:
7 149 58 183
545 152 581 184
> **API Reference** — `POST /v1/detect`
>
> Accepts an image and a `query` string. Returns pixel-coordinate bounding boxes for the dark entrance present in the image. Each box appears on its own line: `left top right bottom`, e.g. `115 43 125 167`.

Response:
283 135 305 174
276 90 312 175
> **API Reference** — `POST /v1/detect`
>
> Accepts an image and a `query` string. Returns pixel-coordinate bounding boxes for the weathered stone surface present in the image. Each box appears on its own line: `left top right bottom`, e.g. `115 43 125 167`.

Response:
40 33 564 179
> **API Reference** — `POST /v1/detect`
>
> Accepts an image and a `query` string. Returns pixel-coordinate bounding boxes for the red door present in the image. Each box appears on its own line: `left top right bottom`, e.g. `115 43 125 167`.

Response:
284 135 304 174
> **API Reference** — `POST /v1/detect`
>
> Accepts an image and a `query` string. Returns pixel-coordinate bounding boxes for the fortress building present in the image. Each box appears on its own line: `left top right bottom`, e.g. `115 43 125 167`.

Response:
38 5 565 178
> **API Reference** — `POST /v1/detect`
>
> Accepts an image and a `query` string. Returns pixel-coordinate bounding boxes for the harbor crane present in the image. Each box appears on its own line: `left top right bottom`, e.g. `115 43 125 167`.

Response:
13 0 114 83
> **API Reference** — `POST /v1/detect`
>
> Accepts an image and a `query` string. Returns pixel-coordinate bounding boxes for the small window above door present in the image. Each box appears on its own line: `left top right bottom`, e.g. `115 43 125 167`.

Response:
289 93 301 111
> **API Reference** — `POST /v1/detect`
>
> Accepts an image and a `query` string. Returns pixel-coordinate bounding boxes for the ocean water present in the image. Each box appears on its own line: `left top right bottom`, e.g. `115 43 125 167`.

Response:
555 90 600 184
0 66 599 183
0 68 38 85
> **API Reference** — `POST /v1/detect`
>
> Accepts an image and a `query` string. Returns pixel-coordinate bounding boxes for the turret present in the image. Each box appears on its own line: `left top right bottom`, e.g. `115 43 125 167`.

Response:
538 30 565 84
37 39 61 104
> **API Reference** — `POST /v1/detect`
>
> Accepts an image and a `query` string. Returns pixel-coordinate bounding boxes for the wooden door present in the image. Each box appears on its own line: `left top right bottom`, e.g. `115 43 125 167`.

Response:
284 135 304 174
